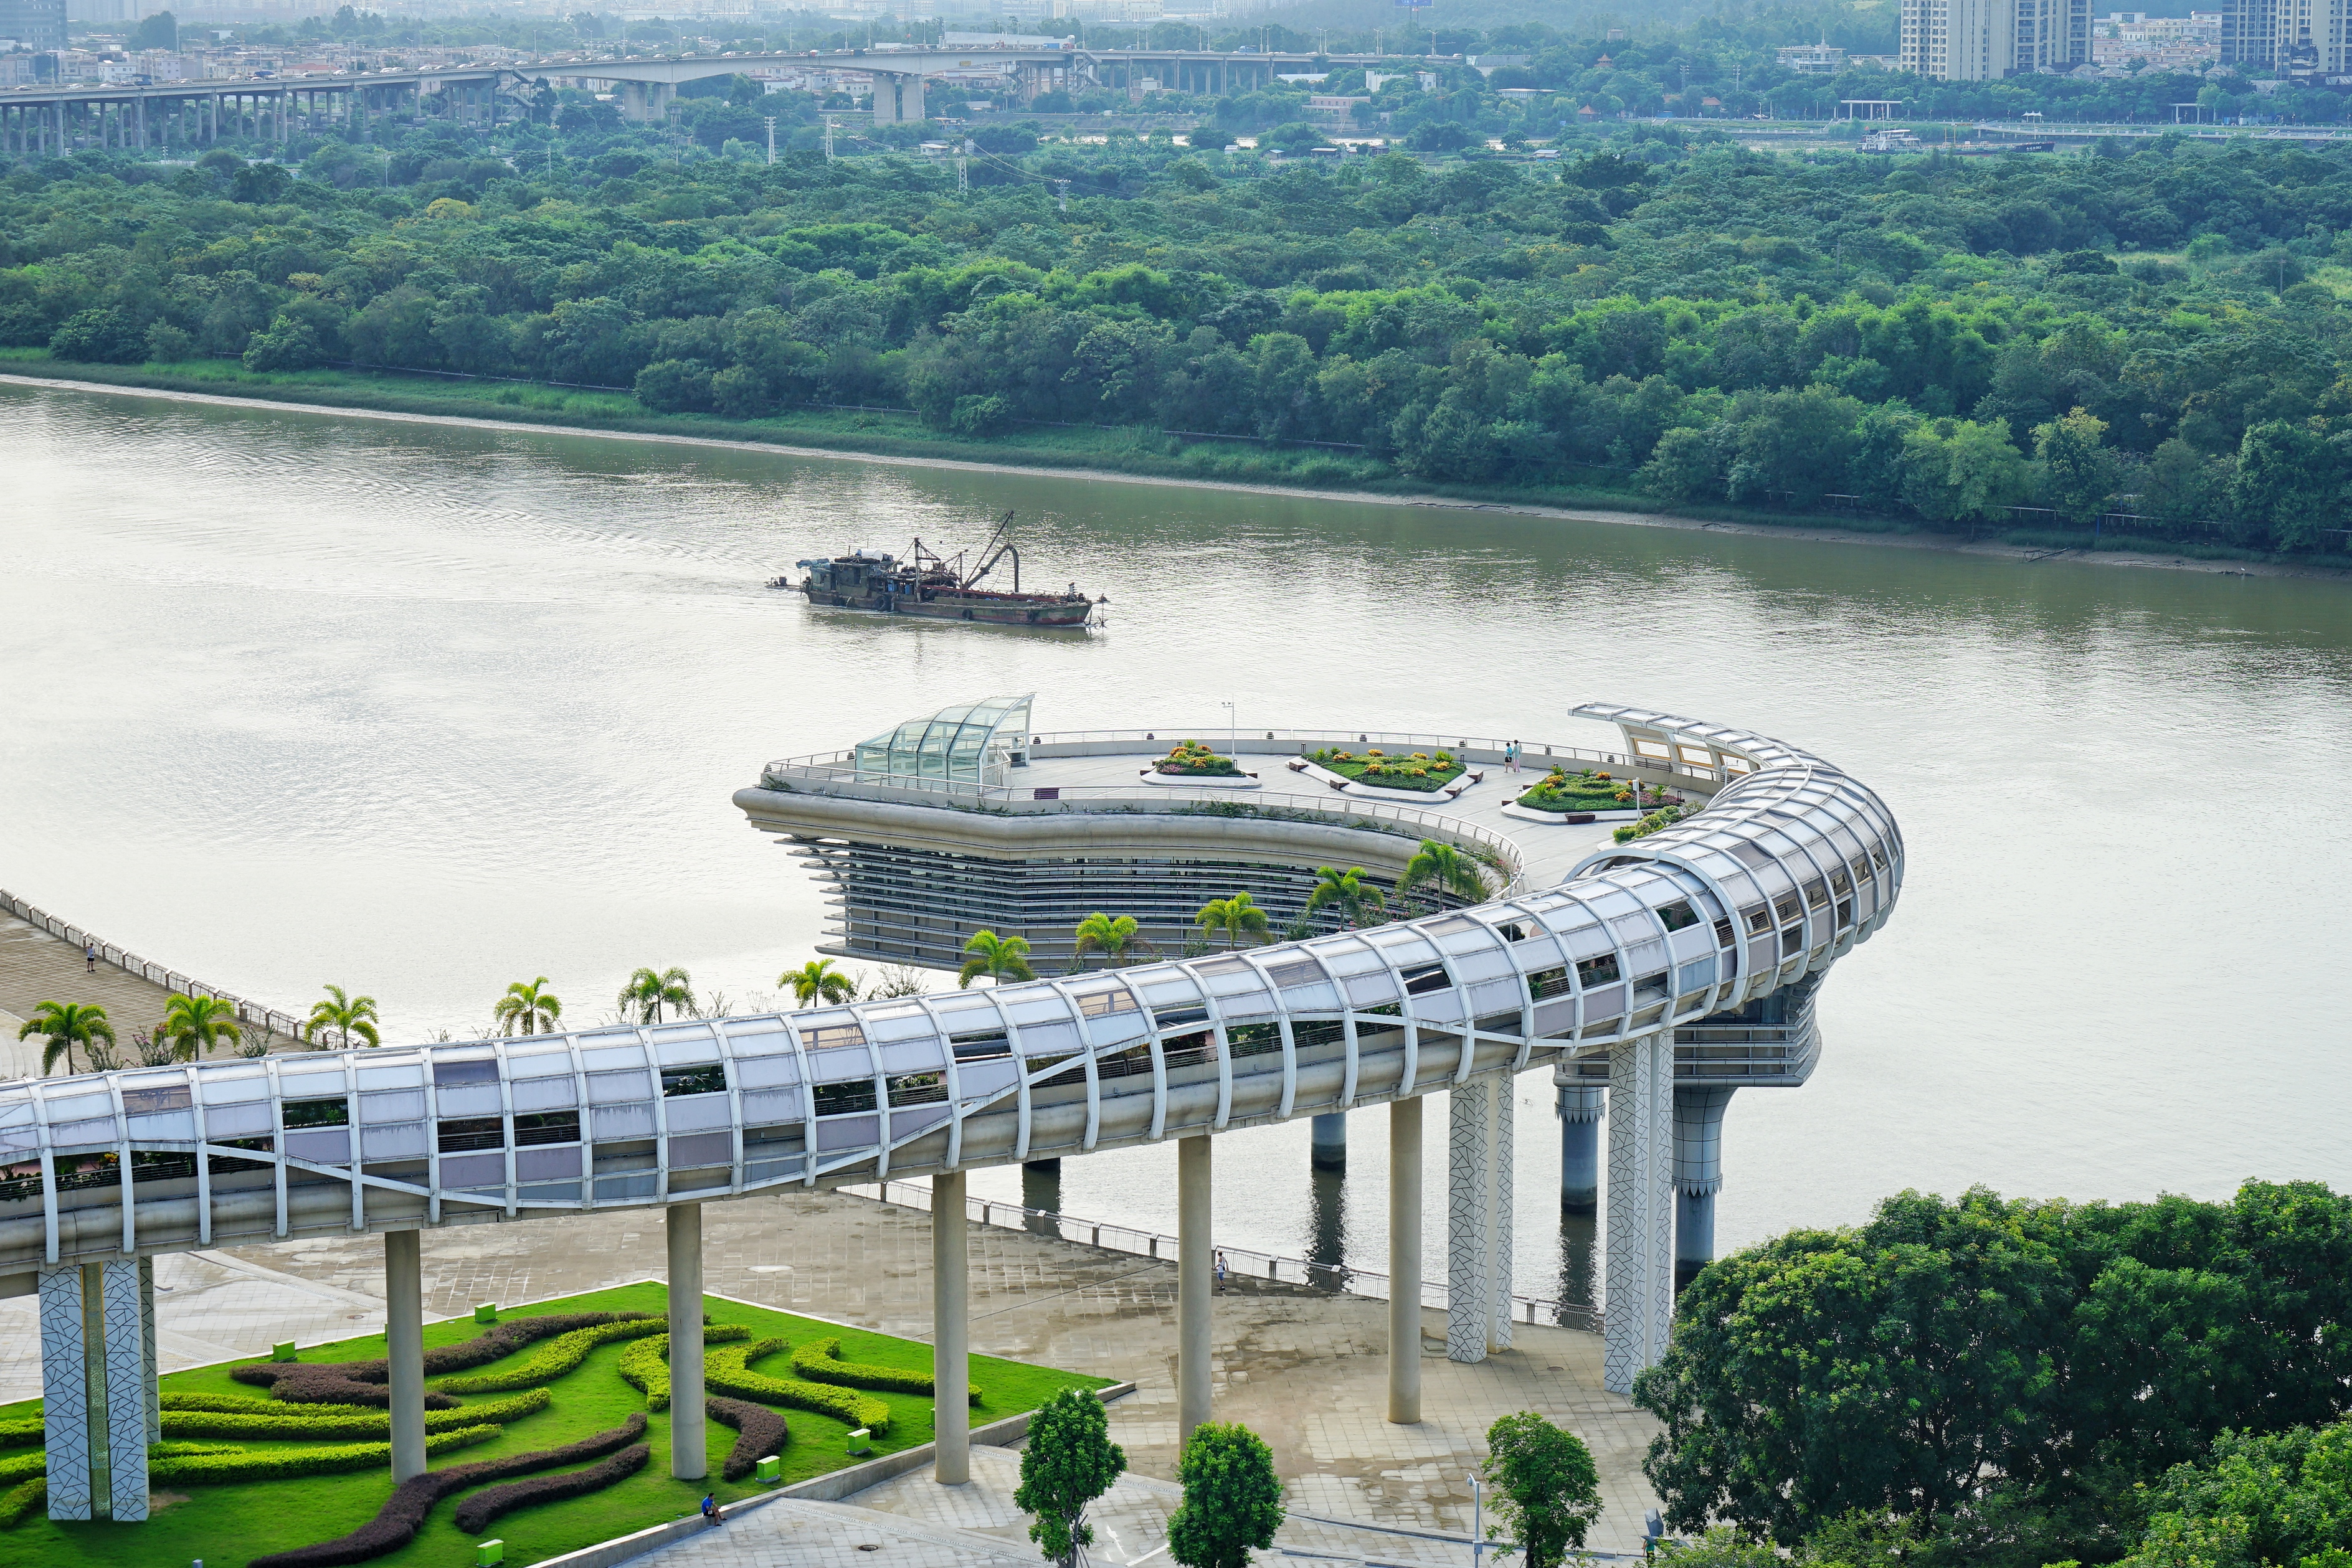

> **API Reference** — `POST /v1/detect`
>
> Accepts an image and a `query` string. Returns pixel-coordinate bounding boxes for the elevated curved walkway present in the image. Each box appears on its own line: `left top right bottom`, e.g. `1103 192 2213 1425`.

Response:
1 702 1899 1520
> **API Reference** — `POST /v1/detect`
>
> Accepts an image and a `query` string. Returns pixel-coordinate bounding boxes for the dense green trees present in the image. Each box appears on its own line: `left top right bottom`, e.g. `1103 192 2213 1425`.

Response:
1636 1181 2352 1561
16 39 2352 554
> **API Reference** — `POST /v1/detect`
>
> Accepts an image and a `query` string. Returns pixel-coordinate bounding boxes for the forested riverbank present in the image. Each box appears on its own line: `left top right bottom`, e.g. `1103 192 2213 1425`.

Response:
16 23 2352 567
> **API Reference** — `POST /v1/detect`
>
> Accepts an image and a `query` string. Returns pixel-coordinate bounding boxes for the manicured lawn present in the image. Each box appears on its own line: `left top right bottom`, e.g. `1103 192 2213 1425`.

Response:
0 1280 1107 1568
1310 748 1466 793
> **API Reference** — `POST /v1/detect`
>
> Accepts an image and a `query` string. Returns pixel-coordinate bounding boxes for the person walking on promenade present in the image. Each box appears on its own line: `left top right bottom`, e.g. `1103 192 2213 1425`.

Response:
85 942 95 973
1214 1247 1228 1295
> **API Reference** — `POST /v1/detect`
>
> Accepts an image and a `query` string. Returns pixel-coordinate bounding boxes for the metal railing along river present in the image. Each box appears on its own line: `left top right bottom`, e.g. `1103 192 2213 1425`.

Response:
840 1178 1600 1333
0 885 306 1041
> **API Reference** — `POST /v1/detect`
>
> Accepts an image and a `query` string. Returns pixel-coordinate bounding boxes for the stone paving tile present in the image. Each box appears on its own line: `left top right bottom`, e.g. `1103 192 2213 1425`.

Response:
4 1188 1665 1554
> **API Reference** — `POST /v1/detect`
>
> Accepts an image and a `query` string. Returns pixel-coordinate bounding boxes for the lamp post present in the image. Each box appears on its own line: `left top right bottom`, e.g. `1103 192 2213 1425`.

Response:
1220 699 1235 759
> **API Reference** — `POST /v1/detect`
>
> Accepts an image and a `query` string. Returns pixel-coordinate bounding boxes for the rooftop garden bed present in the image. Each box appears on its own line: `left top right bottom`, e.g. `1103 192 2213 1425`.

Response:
1615 804 1690 844
1516 767 1682 815
1153 740 1243 777
1309 747 1466 793
0 1280 1106 1568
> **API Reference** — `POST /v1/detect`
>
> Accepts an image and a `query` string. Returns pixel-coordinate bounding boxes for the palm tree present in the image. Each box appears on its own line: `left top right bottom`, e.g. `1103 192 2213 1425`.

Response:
1401 839 1489 907
158 993 242 1061
305 985 381 1051
18 1001 114 1075
1195 892 1271 950
1073 912 1146 968
493 978 562 1037
781 958 858 1006
957 930 1036 989
1304 866 1385 929
619 966 696 1024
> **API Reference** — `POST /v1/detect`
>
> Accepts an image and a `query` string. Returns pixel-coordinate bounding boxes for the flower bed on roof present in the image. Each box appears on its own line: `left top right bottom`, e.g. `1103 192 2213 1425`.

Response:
1309 746 1466 793
1517 766 1681 815
1154 740 1243 776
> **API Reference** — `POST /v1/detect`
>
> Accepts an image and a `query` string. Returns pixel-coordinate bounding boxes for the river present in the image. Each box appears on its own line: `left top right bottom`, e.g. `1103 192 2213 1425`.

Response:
4 379 2348 1306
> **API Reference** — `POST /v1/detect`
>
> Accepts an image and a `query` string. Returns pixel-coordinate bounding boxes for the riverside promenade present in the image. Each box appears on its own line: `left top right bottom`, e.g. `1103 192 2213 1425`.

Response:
0 910 197 1077
0 1188 1666 1558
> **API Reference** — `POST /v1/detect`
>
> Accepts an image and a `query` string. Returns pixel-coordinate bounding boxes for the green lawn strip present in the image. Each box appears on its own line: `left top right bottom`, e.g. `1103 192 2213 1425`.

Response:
0 1279 1106 1568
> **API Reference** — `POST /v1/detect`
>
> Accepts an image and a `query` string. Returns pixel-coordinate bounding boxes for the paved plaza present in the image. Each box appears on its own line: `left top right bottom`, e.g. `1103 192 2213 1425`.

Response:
0 1186 1664 1559
0 910 211 1078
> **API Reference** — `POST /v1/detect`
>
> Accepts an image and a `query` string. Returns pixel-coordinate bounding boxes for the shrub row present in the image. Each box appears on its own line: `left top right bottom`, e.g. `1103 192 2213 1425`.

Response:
0 1478 42 1530
0 1419 38 1451
435 1316 668 1394
706 1395 789 1483
161 1387 550 1441
230 1311 657 1405
163 1391 355 1415
790 1336 980 1406
616 1325 752 1411
247 1412 648 1568
449 1442 650 1536
229 1362 462 1410
0 1439 241 1488
149 1424 501 1486
706 1339 891 1434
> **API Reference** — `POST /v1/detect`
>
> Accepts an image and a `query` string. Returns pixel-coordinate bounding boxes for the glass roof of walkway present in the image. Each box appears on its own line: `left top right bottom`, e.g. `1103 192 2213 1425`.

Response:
852 694 1033 790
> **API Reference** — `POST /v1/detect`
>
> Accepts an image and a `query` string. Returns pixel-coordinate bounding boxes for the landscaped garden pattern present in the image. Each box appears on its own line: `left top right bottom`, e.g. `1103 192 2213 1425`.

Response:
0 1279 1107 1568
1154 740 1242 777
1309 747 1465 792
1515 767 1683 815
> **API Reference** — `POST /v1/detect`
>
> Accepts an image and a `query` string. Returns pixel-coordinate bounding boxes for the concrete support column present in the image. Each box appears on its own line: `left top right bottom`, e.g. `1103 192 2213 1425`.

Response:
1557 1069 1603 1212
667 1202 706 1481
1176 1134 1212 1449
932 1170 969 1484
1386 1095 1421 1424
1603 1032 1676 1396
1492 1075 1514 1353
36 1259 151 1521
385 1229 426 1483
1309 1112 1346 1169
1446 1072 1513 1361
1673 1087 1736 1290
139 1257 159 1444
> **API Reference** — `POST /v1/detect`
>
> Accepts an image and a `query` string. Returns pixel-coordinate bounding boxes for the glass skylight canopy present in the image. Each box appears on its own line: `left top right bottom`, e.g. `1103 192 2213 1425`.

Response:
851 694 1033 791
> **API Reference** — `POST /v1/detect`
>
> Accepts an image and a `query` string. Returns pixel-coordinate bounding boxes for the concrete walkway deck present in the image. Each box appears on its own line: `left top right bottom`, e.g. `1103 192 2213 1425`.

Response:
0 1189 1664 1556
647 1443 1601 1568
0 912 204 1078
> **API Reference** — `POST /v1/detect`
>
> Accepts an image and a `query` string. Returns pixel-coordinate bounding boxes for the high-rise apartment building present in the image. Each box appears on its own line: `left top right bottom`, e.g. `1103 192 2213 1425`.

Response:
0 0 65 50
2220 0 2336 75
1900 0 2090 78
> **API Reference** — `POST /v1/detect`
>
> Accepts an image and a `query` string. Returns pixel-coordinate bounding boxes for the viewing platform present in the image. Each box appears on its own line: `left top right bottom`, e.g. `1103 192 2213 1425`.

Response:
741 700 1743 974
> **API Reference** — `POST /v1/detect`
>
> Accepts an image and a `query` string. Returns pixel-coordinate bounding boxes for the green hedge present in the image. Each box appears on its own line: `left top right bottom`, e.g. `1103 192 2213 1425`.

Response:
148 1424 501 1486
706 1339 890 1434
617 1325 752 1411
160 1387 551 1441
0 1478 41 1530
790 1337 979 1406
434 1318 667 1394
163 1391 366 1415
0 1419 38 1452
0 1452 41 1488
